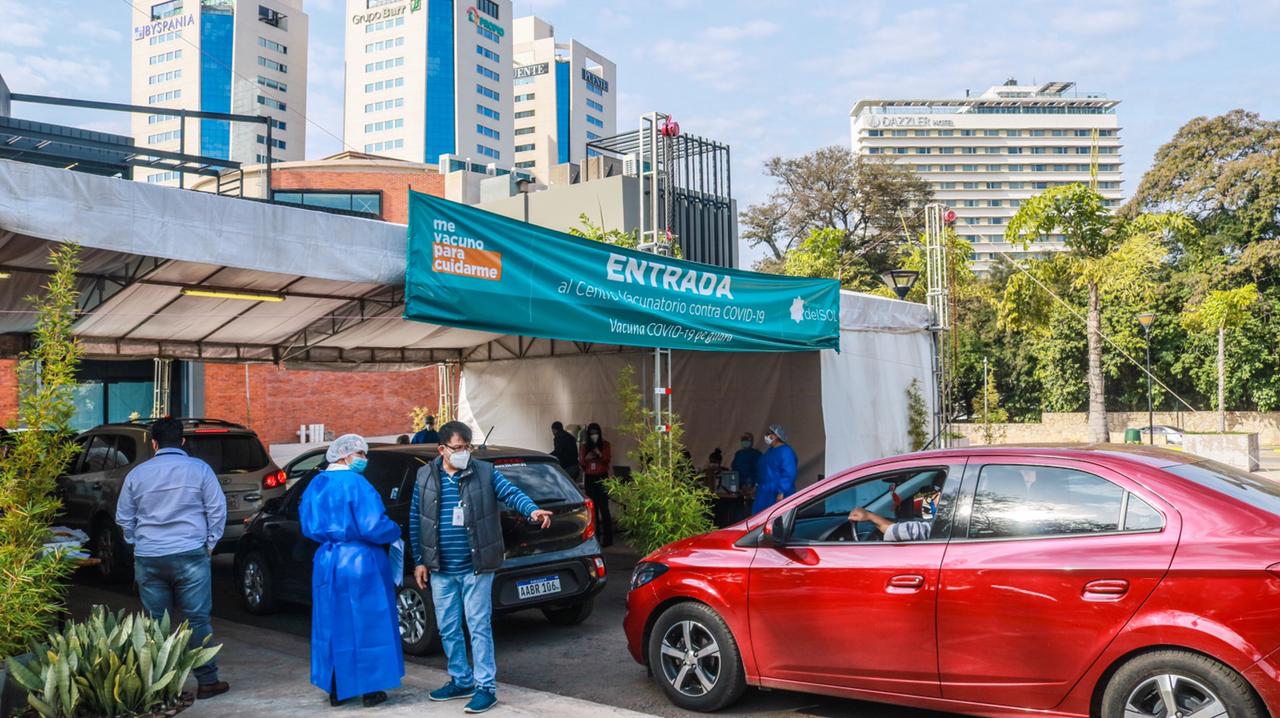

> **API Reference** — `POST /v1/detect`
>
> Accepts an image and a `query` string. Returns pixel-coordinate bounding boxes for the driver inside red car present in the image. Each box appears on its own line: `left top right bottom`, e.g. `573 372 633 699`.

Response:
847 474 947 541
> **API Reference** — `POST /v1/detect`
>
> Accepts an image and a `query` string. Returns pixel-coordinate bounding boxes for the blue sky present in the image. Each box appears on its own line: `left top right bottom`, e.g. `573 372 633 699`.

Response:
3 0 1278 263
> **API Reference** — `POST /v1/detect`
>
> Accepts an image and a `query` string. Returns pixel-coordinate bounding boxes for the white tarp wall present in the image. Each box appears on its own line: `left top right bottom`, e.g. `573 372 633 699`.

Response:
458 291 933 486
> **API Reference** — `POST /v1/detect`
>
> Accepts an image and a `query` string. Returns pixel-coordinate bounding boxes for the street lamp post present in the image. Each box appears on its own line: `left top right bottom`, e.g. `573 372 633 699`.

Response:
1137 312 1157 444
516 178 533 223
880 269 920 301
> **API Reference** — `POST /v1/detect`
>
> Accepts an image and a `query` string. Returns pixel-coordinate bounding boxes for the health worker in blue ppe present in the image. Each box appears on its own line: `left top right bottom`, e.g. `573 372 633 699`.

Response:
752 424 798 516
300 433 404 708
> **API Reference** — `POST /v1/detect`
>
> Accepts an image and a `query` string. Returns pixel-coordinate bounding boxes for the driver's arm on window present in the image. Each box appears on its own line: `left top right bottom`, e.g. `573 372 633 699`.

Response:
848 506 894 534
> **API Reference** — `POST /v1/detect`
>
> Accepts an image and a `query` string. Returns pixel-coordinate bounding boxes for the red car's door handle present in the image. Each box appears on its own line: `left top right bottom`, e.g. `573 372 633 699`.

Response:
887 574 926 593
1083 579 1130 601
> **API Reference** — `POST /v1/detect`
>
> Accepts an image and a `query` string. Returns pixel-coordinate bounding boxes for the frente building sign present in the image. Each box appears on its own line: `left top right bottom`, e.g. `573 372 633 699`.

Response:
514 63 549 79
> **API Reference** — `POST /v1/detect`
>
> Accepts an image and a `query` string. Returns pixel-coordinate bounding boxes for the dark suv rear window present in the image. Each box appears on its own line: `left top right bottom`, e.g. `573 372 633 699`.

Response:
493 461 579 504
1166 460 1280 517
185 434 270 474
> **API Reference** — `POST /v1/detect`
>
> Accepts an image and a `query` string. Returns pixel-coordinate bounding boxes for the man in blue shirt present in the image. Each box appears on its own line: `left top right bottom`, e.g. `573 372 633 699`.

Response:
409 421 552 714
115 418 229 700
410 415 440 444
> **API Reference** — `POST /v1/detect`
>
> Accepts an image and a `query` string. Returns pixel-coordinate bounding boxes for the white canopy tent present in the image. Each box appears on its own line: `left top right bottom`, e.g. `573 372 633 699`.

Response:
0 159 935 477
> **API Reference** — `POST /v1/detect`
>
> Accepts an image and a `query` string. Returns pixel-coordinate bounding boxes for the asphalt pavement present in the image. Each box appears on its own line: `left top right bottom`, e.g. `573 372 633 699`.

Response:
75 545 951 718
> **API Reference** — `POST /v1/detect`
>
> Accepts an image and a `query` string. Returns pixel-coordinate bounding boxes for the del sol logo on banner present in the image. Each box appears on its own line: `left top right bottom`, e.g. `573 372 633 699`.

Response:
405 192 840 353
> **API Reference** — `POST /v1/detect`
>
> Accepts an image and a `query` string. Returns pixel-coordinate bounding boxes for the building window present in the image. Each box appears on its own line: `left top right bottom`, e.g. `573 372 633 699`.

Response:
477 124 500 139
257 95 286 111
365 98 405 112
961 164 977 171
960 129 976 136
151 0 183 20
867 130 883 137
514 109 535 119
258 36 287 54
891 130 908 137
939 147 955 154
147 130 181 144
983 130 1000 136
515 160 536 169
940 164 955 172
514 92 535 102
961 147 977 154
867 147 884 154
514 126 534 135
985 147 1001 154
477 64 500 82
146 170 182 183
147 113 172 124
258 56 287 73
476 24 500 44
476 143 500 159
1007 129 1022 137
149 30 182 45
365 16 404 32
268 118 286 130
476 44 500 62
476 104 500 120
148 69 182 84
478 0 499 18
963 199 979 207
147 89 182 103
476 84 500 101
363 138 404 153
987 182 1001 190
258 4 286 29
1054 147 1069 154
365 36 405 52
364 118 405 133
365 57 404 72
586 115 604 128
256 75 288 92
274 190 383 218
939 129 954 136
1008 182 1025 189
255 134 287 149
148 49 182 65
365 77 406 92
514 143 536 152
586 98 604 112
963 182 978 189
939 182 956 190
585 130 601 140
1008 164 1024 171
1031 130 1046 137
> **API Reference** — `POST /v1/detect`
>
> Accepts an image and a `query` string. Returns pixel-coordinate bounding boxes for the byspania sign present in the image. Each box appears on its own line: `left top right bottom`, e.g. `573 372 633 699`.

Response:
405 192 840 353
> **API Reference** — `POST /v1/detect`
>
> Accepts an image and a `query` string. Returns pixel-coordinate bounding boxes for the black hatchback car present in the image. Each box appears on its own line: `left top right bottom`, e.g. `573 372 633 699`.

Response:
233 444 607 655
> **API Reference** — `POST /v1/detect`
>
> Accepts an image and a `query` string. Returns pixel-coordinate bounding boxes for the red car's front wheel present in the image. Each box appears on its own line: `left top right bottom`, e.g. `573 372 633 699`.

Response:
647 602 746 712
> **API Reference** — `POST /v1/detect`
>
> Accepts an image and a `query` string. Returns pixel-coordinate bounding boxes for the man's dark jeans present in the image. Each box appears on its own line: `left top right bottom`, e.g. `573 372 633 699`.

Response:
134 547 219 685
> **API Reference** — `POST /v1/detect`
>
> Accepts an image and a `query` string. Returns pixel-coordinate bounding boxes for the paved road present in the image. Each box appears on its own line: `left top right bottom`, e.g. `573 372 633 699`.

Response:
80 547 951 718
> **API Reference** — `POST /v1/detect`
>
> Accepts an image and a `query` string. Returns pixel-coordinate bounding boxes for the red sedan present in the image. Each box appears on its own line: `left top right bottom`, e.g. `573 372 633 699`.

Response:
624 446 1280 717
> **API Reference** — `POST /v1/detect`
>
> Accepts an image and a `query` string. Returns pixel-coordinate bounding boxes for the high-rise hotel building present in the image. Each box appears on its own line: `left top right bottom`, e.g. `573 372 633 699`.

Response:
130 0 309 185
511 16 616 182
851 80 1122 270
344 0 513 166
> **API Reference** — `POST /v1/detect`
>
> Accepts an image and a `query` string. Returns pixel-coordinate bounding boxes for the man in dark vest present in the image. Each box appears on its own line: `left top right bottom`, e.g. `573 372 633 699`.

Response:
409 421 552 714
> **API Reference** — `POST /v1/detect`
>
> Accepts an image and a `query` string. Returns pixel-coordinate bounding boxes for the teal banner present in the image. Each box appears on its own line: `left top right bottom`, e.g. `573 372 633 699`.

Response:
405 192 840 353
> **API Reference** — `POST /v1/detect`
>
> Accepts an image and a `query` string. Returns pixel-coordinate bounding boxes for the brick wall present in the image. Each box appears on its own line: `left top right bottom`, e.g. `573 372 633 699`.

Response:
203 363 440 448
271 168 445 223
0 359 18 427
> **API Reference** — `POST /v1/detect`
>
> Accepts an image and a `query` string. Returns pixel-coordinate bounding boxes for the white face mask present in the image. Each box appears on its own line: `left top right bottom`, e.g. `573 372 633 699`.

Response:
590 433 600 441
764 435 775 446
448 450 471 470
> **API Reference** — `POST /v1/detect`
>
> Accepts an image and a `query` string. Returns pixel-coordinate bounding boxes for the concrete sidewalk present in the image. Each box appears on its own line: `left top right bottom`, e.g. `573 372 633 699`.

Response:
66 586 655 718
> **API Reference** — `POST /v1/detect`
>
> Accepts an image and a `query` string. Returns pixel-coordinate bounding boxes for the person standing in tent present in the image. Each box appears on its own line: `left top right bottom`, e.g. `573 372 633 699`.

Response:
300 434 404 708
752 424 798 516
580 422 614 547
732 431 763 496
411 415 440 444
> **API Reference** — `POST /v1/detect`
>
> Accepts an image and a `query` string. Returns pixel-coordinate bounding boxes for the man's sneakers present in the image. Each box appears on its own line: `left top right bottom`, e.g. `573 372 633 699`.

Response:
196 681 230 700
429 680 477 702
464 689 498 714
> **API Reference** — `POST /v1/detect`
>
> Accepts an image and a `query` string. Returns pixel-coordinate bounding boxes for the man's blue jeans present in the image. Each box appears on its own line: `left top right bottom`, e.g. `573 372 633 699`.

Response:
134 547 219 685
430 571 497 692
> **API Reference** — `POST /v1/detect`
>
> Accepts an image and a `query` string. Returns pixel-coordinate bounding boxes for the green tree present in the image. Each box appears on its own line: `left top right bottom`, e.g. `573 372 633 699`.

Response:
778 228 878 291
603 365 712 555
1126 110 1280 250
906 379 928 451
1005 184 1190 442
1182 284 1260 431
742 147 931 273
0 244 82 658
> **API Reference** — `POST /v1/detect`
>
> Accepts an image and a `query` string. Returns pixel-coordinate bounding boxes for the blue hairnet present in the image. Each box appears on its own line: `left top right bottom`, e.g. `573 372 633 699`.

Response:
326 434 369 462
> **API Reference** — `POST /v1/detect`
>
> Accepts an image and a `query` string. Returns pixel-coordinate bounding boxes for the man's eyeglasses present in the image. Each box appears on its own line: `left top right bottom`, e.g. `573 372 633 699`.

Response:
443 443 470 452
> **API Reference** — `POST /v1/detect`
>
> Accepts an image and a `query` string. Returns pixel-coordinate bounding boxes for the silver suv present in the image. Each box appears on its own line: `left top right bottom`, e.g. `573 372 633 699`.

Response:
58 418 286 581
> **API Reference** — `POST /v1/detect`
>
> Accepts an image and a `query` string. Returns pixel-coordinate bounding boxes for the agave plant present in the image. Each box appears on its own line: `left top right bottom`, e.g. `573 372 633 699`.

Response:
5 607 220 718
